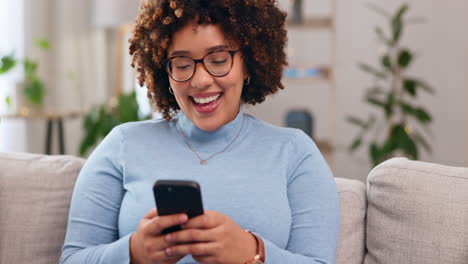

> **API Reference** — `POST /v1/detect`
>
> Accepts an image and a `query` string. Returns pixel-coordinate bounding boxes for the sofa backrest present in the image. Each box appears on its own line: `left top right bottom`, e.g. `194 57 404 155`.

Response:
0 152 85 264
0 152 367 264
364 158 468 264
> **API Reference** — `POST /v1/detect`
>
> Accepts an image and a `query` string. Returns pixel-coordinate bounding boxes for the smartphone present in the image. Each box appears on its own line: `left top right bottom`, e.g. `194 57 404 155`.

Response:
153 180 204 234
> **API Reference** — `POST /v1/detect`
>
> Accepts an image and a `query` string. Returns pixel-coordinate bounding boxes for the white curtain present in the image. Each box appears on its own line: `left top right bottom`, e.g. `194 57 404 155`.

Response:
0 0 113 154
45 0 110 112
0 0 24 115
0 0 26 151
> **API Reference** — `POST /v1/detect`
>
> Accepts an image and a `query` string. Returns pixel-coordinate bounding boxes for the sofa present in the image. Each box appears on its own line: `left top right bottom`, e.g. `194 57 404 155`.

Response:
0 152 467 264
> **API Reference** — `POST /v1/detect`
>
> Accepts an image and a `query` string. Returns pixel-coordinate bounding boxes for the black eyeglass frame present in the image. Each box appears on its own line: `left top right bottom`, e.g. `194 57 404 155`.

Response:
162 50 240 82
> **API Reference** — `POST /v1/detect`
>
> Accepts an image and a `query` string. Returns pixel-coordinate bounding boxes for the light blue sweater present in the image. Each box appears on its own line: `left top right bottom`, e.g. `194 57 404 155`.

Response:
60 107 340 264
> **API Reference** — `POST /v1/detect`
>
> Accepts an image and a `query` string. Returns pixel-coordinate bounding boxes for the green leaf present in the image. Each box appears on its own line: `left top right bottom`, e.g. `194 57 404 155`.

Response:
398 49 413 68
380 130 398 156
413 131 432 153
375 27 391 44
414 79 435 94
23 78 46 105
394 124 418 159
399 103 432 124
359 63 387 79
366 86 385 97
414 107 432 123
381 55 392 71
393 5 409 23
5 96 12 108
370 142 381 166
79 109 100 156
347 116 367 128
367 97 387 109
79 91 149 157
349 137 362 152
79 105 120 156
391 4 409 44
400 101 416 115
376 124 419 163
366 115 377 129
23 59 38 81
0 55 17 74
404 78 435 95
117 91 140 123
403 79 417 96
35 39 51 50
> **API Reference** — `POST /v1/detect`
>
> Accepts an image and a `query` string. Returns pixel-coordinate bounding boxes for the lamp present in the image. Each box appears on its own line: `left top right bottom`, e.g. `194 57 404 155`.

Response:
92 0 140 96
92 0 140 28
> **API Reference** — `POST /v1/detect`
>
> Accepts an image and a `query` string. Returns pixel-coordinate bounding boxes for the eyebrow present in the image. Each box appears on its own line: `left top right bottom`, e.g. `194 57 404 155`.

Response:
169 45 231 57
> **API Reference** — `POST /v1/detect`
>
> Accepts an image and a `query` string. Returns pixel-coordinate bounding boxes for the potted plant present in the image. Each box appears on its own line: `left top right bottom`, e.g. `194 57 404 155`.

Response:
79 91 151 156
348 3 435 166
0 39 50 112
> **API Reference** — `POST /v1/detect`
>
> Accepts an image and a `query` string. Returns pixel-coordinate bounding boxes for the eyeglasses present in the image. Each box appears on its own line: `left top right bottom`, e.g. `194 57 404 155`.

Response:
163 50 239 82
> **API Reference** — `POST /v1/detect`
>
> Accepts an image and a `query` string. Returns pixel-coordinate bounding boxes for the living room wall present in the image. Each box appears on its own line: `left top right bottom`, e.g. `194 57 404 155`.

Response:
249 0 468 181
2 0 467 181
337 0 468 181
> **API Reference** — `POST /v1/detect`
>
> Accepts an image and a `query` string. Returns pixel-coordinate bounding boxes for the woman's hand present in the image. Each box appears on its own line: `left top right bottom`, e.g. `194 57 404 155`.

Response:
163 210 258 264
130 208 189 264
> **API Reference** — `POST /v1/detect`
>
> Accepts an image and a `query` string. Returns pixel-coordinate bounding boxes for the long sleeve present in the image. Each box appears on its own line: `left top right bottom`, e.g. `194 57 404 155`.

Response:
60 127 131 264
262 131 340 264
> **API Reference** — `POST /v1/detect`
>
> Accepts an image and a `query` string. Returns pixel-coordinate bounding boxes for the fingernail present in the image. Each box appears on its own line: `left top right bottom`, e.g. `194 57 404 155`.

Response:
165 247 172 256
165 234 173 242
179 214 188 222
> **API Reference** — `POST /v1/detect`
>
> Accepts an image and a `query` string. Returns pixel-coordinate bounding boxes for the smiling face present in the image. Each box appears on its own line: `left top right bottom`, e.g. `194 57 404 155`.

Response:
167 21 248 132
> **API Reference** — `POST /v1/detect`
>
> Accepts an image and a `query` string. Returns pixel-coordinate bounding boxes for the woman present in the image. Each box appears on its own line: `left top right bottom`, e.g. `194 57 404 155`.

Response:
60 0 339 263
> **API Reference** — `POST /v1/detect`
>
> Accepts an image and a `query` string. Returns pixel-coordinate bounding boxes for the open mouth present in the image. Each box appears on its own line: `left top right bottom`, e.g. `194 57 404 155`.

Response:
190 93 223 113
191 93 222 105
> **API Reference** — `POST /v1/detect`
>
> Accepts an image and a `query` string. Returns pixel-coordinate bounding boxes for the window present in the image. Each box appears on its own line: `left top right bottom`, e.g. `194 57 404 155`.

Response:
0 0 24 114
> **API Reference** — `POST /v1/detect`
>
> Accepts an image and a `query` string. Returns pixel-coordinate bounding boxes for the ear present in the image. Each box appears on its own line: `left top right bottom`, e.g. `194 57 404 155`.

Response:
237 48 250 82
243 69 250 86
242 63 250 81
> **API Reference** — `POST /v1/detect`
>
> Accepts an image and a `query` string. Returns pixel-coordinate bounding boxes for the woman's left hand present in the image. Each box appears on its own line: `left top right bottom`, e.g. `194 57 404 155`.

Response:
163 210 258 264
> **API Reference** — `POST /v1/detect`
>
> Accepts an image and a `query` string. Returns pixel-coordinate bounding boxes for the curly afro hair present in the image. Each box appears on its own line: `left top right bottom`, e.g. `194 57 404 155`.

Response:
129 0 288 120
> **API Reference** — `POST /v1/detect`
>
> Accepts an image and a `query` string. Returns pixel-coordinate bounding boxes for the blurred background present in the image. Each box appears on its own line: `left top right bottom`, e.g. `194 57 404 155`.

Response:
0 0 467 182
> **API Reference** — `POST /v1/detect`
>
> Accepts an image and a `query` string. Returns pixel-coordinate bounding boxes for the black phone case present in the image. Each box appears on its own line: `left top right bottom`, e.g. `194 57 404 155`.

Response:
153 180 204 234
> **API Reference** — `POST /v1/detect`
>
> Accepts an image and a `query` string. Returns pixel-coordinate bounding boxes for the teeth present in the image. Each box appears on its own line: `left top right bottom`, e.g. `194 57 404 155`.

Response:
193 94 220 104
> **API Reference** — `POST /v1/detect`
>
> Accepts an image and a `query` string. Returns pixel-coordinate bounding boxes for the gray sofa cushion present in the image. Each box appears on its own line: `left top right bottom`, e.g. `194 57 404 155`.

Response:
335 177 367 264
0 152 85 264
364 158 468 264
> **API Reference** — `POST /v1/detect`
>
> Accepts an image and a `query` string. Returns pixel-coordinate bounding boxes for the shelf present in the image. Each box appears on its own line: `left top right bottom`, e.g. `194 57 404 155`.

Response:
0 109 84 120
287 16 334 30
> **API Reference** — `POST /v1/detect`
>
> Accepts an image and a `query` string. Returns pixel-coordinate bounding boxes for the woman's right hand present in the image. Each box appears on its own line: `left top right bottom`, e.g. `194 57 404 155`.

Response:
130 208 189 264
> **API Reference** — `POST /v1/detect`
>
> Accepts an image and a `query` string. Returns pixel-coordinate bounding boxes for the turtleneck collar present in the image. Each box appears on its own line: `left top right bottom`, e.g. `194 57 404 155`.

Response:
175 105 245 150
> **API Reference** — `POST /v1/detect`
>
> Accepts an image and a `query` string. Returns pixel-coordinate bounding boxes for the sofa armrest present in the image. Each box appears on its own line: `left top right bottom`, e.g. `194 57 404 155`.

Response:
365 158 468 264
335 177 367 264
0 152 85 264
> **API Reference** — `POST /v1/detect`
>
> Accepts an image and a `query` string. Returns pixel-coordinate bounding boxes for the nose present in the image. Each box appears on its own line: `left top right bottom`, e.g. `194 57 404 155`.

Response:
190 62 214 90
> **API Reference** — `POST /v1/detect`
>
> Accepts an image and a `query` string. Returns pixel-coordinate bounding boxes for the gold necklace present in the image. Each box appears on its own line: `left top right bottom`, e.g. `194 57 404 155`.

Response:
176 116 245 165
